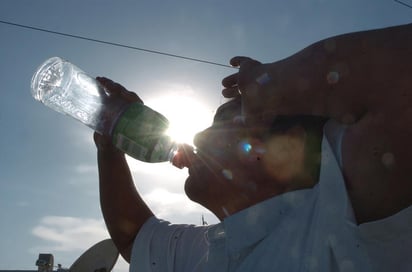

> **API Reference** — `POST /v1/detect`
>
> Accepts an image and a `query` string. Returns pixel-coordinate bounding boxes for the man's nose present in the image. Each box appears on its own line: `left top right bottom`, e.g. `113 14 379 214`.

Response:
193 128 208 149
194 127 234 155
194 128 224 149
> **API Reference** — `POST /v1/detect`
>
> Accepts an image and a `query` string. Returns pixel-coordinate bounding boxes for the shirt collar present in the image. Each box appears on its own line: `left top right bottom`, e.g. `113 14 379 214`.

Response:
210 187 315 255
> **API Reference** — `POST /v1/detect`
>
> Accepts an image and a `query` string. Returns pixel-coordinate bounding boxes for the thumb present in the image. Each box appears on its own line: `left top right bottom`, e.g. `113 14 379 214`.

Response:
94 131 116 151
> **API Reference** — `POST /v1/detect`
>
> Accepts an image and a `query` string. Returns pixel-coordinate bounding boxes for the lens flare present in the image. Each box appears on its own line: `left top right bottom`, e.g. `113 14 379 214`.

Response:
222 169 233 180
239 140 252 154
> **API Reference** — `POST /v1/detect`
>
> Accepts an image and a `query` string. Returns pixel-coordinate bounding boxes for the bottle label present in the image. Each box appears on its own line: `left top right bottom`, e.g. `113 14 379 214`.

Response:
111 103 173 162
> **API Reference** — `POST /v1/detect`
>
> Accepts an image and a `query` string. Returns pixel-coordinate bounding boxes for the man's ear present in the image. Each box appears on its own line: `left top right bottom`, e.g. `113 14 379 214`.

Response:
261 131 307 184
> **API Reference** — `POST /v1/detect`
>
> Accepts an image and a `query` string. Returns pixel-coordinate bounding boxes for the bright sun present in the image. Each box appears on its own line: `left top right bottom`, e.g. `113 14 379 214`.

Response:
145 91 215 146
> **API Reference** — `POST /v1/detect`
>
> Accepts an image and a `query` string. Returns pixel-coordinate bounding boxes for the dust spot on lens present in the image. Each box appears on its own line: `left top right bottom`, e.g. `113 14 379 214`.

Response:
381 152 395 169
327 71 340 84
222 169 233 180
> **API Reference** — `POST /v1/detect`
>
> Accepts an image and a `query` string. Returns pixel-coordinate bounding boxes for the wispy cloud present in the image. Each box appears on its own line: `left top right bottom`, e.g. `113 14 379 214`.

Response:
144 188 205 220
126 159 218 224
66 163 99 187
31 216 109 252
74 164 97 174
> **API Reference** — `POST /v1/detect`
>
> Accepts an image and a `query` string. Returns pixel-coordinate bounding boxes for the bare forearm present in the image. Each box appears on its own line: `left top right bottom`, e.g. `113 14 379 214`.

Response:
289 23 412 221
281 23 412 123
223 23 412 222
98 148 153 262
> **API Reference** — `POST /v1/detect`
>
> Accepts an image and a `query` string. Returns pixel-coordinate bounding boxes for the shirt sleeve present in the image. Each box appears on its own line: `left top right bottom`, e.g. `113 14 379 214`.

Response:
130 216 210 272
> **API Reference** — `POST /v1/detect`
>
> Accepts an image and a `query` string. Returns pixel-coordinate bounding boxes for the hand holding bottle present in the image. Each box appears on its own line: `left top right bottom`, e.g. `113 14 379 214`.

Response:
93 77 142 152
96 77 143 107
31 57 181 164
94 76 195 168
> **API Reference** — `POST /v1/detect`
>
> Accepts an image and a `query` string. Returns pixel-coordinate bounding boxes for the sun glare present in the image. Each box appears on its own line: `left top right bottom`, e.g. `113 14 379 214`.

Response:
145 89 214 145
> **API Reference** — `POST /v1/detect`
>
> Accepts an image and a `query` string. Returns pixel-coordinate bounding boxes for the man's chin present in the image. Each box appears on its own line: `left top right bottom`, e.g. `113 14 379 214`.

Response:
184 174 208 203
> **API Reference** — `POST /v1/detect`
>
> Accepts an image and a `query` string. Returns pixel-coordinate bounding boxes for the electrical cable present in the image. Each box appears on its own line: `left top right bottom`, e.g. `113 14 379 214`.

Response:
394 0 412 9
0 19 236 69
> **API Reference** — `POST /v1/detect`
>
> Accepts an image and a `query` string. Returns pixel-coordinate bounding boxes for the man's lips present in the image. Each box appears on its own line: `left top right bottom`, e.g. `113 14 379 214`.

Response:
171 144 196 169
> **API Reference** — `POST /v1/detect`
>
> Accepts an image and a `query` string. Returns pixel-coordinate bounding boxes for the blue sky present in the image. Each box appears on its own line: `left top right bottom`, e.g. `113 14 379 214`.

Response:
0 0 410 271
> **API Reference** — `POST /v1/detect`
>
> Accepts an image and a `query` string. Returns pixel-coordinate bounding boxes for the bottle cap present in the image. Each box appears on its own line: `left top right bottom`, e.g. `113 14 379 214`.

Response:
31 57 65 102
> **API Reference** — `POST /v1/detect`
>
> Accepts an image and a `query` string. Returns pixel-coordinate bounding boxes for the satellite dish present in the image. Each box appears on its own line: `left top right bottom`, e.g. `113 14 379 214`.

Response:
69 239 119 272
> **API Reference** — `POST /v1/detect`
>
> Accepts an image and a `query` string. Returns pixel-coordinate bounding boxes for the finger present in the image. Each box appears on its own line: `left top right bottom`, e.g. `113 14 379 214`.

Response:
96 77 129 95
222 73 238 88
96 77 143 103
229 56 260 68
93 131 113 149
96 77 121 95
96 76 114 87
222 87 240 98
121 90 143 104
229 56 254 67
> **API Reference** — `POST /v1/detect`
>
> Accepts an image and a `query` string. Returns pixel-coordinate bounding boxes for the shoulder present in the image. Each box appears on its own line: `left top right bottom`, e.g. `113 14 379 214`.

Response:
341 103 412 223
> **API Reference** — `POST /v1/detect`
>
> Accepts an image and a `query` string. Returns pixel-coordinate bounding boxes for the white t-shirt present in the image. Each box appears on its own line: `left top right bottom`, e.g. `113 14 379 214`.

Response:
130 121 412 272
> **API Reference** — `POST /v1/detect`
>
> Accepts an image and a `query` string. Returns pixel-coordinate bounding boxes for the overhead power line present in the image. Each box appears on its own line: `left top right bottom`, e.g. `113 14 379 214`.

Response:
0 19 235 69
394 0 412 9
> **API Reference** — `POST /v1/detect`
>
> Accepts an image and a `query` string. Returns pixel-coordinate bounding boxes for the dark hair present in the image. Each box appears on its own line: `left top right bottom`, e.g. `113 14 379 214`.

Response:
216 97 327 154
269 115 327 134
